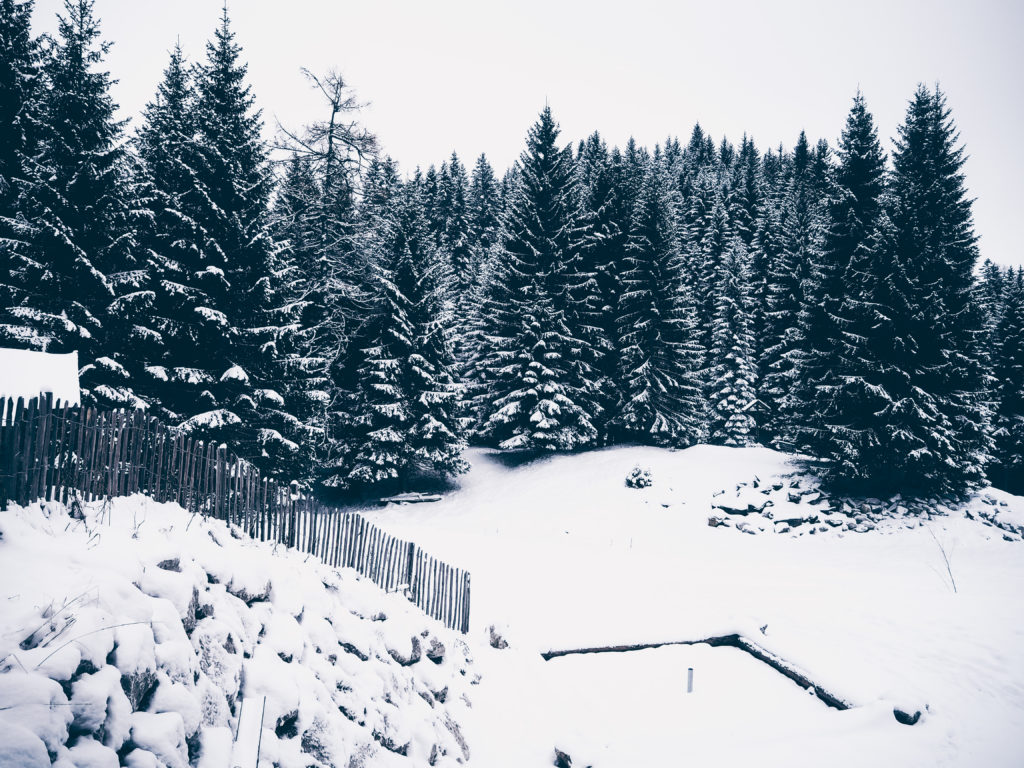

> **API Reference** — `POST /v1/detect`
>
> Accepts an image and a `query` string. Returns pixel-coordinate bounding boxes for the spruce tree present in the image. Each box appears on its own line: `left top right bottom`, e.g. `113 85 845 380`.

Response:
0 0 37 220
132 43 203 421
2 0 139 408
178 8 289 472
823 86 990 493
759 133 825 447
476 107 597 452
439 152 475 343
990 269 1024 493
879 85 990 491
689 179 730 349
795 92 885 458
0 0 40 348
469 153 501 255
610 164 705 445
748 196 785 369
335 182 466 489
576 133 631 440
271 68 376 483
707 238 759 446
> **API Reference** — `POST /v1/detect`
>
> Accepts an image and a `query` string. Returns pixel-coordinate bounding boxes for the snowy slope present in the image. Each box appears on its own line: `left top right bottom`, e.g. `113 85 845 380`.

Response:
361 445 1024 767
0 496 477 768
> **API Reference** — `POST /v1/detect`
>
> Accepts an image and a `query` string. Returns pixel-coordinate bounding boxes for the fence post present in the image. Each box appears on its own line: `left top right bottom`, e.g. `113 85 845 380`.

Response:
215 445 226 521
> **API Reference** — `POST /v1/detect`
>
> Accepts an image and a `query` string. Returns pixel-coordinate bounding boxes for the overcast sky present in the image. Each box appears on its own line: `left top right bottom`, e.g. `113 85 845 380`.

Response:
31 0 1024 266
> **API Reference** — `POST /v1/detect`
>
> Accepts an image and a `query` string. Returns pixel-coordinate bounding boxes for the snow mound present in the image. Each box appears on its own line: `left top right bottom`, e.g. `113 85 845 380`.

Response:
0 347 80 406
0 496 477 767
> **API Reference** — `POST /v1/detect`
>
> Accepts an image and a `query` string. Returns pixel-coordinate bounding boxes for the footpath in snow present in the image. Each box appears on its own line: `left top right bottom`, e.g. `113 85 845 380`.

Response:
361 445 1024 767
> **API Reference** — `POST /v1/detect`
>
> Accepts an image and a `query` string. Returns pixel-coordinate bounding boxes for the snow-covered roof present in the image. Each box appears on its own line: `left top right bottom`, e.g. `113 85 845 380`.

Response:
0 347 81 406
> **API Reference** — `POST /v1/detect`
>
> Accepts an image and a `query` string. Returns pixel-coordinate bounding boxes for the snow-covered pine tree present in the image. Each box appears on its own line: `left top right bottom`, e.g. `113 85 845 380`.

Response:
2 0 143 409
747 192 785 372
707 237 759 446
335 181 466 490
678 123 715 199
689 176 731 349
0 0 41 347
0 0 38 224
179 7 291 472
575 133 632 441
129 42 203 422
271 68 377 483
978 258 1008 356
610 162 705 446
819 87 990 494
134 39 230 427
874 84 991 492
421 163 445 247
459 153 503 384
270 153 328 481
990 268 1024 493
361 155 401 233
476 107 598 452
458 158 510 434
438 152 475 346
759 132 826 448
725 134 762 247
794 91 885 458
468 153 501 256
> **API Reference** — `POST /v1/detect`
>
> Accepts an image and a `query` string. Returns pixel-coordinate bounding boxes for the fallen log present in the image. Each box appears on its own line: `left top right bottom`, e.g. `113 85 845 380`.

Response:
542 633 857 713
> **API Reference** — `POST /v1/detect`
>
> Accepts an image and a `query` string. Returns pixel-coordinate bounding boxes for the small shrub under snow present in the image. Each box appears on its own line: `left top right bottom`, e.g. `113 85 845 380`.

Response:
624 466 653 489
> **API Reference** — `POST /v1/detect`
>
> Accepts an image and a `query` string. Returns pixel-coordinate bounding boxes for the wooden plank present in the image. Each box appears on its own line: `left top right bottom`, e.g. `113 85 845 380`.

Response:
72 407 89 503
0 399 9 508
35 395 52 501
64 406 81 504
153 420 165 501
132 410 145 494
50 402 69 502
8 397 20 505
260 477 268 541
31 395 47 502
0 399 12 508
17 397 36 505
214 445 225 520
1 398 23 507
115 409 127 498
84 410 99 502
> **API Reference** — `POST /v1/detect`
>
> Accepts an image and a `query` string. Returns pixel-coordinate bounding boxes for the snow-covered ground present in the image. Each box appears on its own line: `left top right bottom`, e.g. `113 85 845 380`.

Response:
0 496 476 768
360 445 1024 767
2 445 1021 767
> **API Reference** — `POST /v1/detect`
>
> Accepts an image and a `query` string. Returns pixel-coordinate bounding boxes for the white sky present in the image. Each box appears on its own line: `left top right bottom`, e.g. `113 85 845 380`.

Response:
32 0 1024 267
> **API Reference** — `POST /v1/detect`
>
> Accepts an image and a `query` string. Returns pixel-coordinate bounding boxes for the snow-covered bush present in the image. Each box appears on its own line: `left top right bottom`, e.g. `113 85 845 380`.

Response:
624 466 653 489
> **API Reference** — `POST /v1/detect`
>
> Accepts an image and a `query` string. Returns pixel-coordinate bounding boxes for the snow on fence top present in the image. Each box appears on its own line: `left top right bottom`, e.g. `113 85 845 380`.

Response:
0 347 80 406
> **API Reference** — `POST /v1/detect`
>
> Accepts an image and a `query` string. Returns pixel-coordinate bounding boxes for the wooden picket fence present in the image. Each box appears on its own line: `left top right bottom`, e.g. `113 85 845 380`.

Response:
0 395 471 633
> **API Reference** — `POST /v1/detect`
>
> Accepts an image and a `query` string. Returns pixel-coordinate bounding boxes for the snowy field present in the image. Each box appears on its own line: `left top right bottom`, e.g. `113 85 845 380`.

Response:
360 446 1024 767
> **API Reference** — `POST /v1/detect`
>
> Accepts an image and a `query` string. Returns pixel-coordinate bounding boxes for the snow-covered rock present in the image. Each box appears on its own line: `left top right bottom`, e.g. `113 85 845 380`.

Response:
0 496 478 768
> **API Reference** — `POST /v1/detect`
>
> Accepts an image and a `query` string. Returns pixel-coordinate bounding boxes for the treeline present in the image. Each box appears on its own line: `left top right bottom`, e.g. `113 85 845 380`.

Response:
1 1 1021 497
